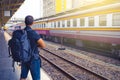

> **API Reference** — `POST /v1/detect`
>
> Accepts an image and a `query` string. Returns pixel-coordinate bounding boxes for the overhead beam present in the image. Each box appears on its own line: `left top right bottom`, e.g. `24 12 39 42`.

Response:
1 3 23 7
10 8 18 11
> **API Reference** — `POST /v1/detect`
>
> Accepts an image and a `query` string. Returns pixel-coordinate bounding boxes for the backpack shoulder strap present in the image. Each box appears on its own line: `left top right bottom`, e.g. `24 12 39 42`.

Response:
8 46 11 57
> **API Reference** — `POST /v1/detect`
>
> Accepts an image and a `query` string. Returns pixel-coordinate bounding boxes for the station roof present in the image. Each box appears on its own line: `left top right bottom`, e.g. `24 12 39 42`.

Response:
0 0 25 27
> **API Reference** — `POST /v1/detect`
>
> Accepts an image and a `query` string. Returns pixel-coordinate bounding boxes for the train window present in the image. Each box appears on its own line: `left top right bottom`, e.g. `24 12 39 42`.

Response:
54 22 56 28
47 23 48 28
60 21 62 28
67 20 70 27
37 25 38 28
56 22 58 28
46 23 48 28
45 23 47 28
89 17 94 26
62 21 65 27
112 13 120 26
36 24 38 28
42 24 44 28
50 22 52 28
37 24 39 28
41 24 43 28
65 20 67 27
41 24 42 28
34 25 36 28
51 22 52 28
73 19 77 27
52 22 54 28
40 24 42 28
48 23 50 28
99 15 106 26
70 19 73 27
39 24 41 28
58 21 60 27
80 18 85 26
77 18 80 27
44 23 46 28
36 25 37 28
39 24 40 28
35 25 37 28
40 24 41 28
38 24 39 28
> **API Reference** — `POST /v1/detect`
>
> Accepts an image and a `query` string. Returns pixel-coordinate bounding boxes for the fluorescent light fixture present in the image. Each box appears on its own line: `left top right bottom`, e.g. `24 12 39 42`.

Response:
4 10 11 17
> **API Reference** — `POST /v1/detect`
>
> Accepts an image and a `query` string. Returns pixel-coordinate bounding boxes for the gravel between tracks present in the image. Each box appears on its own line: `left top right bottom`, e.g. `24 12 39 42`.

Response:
40 41 120 80
41 57 72 80
46 41 120 66
41 50 105 80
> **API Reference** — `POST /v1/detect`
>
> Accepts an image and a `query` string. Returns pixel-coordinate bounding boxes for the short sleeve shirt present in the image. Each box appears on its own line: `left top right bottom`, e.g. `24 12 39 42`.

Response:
24 26 41 59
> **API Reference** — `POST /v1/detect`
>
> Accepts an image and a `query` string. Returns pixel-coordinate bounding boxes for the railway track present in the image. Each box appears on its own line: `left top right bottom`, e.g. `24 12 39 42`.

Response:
40 48 108 80
46 41 120 66
41 56 75 80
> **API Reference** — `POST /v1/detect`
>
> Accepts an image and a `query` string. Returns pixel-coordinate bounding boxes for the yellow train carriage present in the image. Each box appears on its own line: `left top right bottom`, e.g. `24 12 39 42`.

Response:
33 0 120 59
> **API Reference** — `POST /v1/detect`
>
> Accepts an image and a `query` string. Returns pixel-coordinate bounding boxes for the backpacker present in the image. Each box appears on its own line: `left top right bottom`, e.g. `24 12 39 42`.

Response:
8 29 32 64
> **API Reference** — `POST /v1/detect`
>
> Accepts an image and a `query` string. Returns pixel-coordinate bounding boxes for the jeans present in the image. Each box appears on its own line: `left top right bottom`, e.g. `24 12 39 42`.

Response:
20 58 41 80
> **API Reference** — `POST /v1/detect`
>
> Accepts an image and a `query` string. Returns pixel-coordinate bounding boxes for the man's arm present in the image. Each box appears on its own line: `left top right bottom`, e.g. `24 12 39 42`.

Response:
37 38 46 48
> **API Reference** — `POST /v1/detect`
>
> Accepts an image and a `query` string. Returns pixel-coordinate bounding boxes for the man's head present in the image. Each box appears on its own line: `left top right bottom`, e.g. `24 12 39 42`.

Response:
25 15 34 26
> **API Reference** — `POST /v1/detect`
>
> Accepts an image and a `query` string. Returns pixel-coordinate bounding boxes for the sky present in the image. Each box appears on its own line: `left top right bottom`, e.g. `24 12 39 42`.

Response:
12 0 43 19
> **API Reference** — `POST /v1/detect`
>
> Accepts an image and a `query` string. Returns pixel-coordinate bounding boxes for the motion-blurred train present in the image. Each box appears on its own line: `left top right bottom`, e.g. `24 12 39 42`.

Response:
23 1 120 59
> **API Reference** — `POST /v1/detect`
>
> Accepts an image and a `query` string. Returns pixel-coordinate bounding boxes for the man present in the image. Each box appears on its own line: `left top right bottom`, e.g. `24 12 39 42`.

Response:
20 15 45 80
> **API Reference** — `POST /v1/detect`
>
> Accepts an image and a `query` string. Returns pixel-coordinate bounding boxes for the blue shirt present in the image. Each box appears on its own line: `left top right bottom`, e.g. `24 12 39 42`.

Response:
24 26 41 59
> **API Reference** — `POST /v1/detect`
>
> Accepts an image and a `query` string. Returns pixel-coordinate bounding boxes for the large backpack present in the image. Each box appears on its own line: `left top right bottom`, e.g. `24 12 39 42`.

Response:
8 29 32 64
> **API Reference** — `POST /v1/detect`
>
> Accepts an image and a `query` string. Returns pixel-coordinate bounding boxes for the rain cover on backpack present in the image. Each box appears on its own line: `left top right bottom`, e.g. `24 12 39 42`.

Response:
8 30 32 63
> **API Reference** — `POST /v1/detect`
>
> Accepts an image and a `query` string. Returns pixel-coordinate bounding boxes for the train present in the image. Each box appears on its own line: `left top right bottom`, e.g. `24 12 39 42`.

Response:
19 1 120 59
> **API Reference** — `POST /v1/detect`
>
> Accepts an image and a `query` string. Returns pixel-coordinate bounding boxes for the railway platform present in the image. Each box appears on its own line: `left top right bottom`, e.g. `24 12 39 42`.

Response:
0 31 52 80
